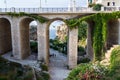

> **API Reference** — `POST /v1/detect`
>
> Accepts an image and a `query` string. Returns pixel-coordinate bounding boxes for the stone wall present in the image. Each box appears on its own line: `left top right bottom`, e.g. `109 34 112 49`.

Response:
101 0 120 7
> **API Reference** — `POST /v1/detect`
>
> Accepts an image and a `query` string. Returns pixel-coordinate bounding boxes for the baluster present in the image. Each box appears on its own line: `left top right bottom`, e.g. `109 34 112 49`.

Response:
18 8 20 12
0 8 1 12
23 8 25 12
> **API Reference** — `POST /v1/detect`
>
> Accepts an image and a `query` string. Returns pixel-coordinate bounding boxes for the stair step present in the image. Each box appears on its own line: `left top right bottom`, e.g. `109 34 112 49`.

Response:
113 45 119 47
100 59 110 66
107 50 111 53
110 47 114 50
101 45 119 66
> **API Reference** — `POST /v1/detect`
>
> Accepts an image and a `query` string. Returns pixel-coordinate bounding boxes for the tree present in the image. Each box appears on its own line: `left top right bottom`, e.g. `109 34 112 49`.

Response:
78 21 87 40
93 4 103 11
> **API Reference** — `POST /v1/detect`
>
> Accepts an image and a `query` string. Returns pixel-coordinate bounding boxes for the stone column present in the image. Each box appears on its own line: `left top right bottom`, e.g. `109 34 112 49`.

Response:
11 17 21 59
68 28 78 69
86 21 94 60
37 22 49 65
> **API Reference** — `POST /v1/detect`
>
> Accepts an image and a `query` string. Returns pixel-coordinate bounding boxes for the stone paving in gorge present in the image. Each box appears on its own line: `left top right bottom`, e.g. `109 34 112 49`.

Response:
49 49 70 80
2 49 71 80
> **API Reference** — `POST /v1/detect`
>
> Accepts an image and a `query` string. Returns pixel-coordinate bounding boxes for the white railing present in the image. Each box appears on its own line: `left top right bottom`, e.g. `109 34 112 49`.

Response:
0 7 93 13
101 6 120 11
0 7 120 13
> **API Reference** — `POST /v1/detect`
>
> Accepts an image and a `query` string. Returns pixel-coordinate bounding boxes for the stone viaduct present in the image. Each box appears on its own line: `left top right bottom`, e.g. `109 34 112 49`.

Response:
0 8 120 69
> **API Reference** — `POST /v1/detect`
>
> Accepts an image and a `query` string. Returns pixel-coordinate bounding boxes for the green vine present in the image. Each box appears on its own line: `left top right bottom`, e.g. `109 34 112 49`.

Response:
65 11 120 61
7 12 49 23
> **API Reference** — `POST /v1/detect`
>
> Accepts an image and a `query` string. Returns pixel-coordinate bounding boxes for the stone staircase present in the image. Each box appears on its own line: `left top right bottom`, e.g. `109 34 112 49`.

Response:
100 45 119 66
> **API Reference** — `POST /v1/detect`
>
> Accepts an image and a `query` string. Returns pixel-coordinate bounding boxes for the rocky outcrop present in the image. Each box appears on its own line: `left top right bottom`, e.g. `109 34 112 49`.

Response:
56 24 68 42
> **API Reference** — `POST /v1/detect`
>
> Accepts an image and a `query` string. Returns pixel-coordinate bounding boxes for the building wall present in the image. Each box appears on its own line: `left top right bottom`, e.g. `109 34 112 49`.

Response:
96 0 120 6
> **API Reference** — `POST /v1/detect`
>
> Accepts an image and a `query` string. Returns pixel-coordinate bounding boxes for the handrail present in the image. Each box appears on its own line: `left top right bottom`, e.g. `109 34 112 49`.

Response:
0 7 93 13
0 7 120 13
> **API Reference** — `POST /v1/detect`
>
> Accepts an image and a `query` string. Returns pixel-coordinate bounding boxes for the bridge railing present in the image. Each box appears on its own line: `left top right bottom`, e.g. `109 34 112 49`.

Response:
0 7 93 13
0 7 120 13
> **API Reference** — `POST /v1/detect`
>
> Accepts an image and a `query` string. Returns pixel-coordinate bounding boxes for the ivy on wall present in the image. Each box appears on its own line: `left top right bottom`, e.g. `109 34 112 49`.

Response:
65 11 120 61
7 12 49 23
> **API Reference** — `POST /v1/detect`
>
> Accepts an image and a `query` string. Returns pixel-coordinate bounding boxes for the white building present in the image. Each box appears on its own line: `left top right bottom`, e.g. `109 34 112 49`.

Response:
93 0 120 7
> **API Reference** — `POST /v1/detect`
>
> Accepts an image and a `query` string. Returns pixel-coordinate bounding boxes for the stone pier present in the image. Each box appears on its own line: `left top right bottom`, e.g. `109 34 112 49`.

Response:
68 28 78 69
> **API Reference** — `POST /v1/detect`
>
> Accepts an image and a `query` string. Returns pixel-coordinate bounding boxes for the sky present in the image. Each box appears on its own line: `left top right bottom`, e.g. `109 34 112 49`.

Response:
0 0 88 8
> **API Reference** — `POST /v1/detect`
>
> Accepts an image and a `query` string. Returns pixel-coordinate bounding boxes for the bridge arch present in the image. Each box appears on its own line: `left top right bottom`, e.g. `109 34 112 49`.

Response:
0 17 12 55
19 17 38 59
47 18 68 62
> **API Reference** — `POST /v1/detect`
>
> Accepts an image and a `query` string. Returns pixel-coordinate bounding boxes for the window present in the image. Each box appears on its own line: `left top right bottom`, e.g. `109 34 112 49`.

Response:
107 2 110 6
113 2 115 6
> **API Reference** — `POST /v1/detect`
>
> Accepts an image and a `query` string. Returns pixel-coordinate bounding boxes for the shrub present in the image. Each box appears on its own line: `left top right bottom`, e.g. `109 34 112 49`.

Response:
41 72 50 80
78 46 85 52
0 76 8 80
36 71 50 80
23 70 33 80
106 46 120 80
110 46 120 69
77 58 90 64
30 41 38 53
93 4 102 11
88 3 95 7
40 63 48 71
66 63 107 80
0 57 34 80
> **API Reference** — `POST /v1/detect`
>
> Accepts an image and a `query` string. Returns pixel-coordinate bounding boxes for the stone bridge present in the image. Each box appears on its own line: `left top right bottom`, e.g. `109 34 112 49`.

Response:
0 7 120 69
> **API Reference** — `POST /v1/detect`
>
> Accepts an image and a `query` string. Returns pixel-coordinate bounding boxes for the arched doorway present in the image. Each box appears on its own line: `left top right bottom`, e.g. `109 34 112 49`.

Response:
19 17 38 59
0 18 12 55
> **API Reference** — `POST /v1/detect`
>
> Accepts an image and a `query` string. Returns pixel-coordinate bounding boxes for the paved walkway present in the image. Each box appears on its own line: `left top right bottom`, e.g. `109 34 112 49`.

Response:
2 52 41 70
2 49 70 80
49 49 70 80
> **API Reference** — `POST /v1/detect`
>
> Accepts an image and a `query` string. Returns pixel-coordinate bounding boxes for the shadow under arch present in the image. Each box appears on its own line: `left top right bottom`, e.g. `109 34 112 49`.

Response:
84 20 95 61
19 17 38 59
107 19 119 48
0 18 12 55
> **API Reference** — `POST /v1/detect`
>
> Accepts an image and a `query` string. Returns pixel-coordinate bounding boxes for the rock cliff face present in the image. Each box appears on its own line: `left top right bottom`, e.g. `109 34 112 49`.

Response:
56 24 68 42
29 24 68 42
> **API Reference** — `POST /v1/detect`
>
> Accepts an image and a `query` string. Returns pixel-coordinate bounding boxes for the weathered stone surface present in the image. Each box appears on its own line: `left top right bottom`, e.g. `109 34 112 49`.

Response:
68 28 78 69
37 22 49 65
86 21 94 60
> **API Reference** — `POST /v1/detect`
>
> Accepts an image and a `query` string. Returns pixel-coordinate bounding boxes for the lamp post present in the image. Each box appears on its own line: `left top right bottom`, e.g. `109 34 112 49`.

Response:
4 0 7 12
4 0 7 8
39 0 41 12
73 0 76 12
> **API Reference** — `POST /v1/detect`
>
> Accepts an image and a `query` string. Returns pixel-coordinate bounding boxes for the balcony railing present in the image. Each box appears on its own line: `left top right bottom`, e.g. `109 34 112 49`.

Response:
101 6 120 11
